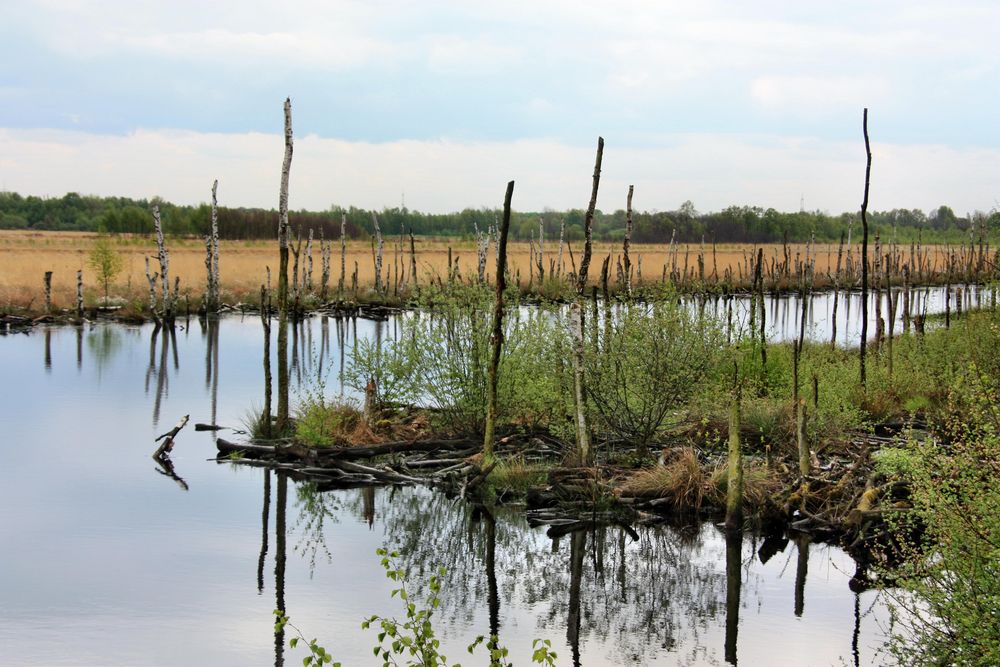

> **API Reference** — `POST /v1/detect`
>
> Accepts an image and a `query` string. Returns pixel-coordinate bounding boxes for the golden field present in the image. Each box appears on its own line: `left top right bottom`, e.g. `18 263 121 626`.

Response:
0 229 953 310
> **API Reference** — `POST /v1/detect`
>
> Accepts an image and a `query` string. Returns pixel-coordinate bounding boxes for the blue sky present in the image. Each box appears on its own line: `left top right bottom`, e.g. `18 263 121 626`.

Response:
1 0 998 214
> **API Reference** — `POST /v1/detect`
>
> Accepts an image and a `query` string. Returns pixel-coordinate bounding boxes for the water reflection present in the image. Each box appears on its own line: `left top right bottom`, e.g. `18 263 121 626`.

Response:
724 530 741 665
283 484 876 665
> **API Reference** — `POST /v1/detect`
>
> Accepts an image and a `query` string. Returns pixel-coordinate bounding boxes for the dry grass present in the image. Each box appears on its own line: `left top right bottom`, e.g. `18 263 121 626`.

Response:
0 229 957 310
705 462 784 513
619 447 705 509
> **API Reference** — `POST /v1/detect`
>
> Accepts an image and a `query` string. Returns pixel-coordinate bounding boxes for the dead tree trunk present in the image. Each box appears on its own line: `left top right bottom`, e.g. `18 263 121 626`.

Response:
624 184 634 298
261 285 272 438
371 212 384 294
276 97 294 434
204 179 220 312
44 271 53 313
153 414 190 458
320 230 331 301
76 269 84 318
483 181 514 460
831 231 844 349
153 205 174 323
409 228 418 288
860 108 872 389
571 136 603 466
725 364 743 530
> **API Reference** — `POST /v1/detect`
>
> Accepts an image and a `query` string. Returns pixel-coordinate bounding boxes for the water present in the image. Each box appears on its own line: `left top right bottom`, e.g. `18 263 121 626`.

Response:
696 283 991 345
0 307 918 666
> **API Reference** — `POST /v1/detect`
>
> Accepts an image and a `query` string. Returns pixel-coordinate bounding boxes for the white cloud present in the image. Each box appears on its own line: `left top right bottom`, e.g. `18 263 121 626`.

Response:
2 127 997 215
750 75 890 112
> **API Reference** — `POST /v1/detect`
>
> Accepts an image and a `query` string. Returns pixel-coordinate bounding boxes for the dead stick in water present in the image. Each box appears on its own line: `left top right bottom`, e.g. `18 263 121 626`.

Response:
153 414 190 457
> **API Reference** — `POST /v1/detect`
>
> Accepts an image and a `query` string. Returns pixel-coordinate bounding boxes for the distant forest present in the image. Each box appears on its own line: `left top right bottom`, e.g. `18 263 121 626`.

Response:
1 191 996 244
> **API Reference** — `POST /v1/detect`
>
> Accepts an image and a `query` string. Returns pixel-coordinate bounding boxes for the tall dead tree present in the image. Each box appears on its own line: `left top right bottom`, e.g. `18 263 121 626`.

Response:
152 205 176 324
276 97 294 434
204 179 221 312
372 212 384 294
726 364 743 530
304 228 314 294
339 213 347 297
860 108 872 389
320 230 331 301
483 181 514 460
623 185 634 298
570 136 604 466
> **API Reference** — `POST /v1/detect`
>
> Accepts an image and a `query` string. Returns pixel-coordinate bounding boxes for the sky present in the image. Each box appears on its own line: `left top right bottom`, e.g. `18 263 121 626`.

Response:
1 0 998 215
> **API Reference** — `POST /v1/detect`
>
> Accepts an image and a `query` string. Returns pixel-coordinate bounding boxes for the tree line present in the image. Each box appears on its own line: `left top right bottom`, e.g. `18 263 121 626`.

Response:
1 190 996 244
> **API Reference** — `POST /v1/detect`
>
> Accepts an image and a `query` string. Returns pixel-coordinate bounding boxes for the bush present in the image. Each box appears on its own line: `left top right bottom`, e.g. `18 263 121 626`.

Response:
884 355 1000 666
587 301 723 448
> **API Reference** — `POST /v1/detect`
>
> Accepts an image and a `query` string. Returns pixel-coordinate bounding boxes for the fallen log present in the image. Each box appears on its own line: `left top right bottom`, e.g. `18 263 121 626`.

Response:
216 438 276 458
317 438 477 460
195 423 225 431
153 415 189 457
329 459 425 484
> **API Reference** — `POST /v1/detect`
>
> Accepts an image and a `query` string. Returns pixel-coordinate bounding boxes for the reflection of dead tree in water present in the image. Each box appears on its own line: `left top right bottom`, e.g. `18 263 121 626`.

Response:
725 529 742 666
44 328 52 371
362 486 375 528
203 317 220 436
794 534 809 617
151 415 190 490
258 470 271 593
150 326 171 428
274 471 287 667
567 530 587 667
152 453 189 491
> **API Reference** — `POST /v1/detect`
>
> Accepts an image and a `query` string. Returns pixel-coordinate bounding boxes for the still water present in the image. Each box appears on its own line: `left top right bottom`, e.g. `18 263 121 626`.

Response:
0 298 932 666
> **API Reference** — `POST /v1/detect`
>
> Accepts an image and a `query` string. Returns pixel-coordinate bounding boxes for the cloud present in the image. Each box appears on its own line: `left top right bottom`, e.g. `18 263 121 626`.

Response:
750 75 890 112
2 127 997 216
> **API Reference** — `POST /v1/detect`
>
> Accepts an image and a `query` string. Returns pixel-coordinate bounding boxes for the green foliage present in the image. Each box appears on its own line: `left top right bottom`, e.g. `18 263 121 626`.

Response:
587 300 724 448
88 235 124 302
1 189 991 244
347 288 569 437
882 313 1000 666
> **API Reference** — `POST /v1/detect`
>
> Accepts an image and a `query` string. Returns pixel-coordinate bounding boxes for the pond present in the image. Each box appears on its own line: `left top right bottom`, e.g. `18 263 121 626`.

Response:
0 303 923 666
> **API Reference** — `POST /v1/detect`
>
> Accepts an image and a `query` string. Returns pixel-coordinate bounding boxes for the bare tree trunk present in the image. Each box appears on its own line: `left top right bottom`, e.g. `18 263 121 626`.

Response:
624 184 634 298
205 179 220 312
371 212 384 294
261 285 272 438
556 218 565 279
571 136 604 466
409 228 418 288
795 266 811 483
483 181 514 460
153 205 173 323
144 256 159 322
831 231 844 349
305 228 314 295
860 108 872 389
76 269 84 318
44 271 53 313
320 230 330 301
338 213 347 298
276 98 294 434
725 364 743 529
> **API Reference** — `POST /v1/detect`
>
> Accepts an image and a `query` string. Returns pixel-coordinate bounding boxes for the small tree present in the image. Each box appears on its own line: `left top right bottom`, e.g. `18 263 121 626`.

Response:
88 236 124 304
